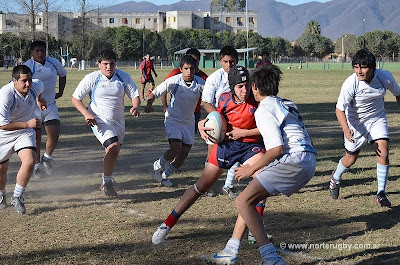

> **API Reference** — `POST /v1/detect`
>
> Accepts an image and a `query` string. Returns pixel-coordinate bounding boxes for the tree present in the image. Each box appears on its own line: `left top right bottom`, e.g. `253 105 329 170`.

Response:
159 28 182 60
305 20 321 35
295 33 334 58
362 30 400 61
210 0 246 12
270 37 289 61
14 0 44 33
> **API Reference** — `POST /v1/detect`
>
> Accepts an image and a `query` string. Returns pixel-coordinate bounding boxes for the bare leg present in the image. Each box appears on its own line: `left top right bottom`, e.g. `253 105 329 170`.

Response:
103 142 120 176
0 161 9 190
44 124 60 156
16 149 36 187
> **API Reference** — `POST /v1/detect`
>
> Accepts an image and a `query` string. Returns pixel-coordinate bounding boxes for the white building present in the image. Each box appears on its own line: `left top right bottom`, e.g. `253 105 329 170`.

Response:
0 10 257 40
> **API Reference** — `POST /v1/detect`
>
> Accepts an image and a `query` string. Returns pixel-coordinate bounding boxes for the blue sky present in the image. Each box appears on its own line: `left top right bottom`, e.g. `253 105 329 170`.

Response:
136 0 332 5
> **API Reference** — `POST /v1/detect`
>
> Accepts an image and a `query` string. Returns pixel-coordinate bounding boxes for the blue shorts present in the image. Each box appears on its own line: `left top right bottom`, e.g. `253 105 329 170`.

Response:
208 140 264 169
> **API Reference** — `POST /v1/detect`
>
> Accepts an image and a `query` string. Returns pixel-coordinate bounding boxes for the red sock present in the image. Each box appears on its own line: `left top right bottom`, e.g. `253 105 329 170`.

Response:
256 203 265 216
164 210 181 228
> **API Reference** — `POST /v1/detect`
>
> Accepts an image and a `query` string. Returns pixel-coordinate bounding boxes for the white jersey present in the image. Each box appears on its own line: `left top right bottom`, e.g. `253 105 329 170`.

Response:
24 57 67 105
72 69 138 122
336 69 400 126
0 79 43 135
153 74 204 126
202 68 229 107
256 96 316 154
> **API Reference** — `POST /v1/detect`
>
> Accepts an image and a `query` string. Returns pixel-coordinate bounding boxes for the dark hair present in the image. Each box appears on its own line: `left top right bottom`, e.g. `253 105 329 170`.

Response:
12 65 32 80
30 40 46 51
250 65 282 96
180 54 197 68
352 49 376 69
186 48 201 60
219 46 238 61
97 49 117 63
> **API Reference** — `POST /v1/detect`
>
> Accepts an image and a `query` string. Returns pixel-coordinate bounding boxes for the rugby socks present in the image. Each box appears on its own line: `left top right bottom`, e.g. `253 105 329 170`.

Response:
223 238 241 254
259 242 280 261
164 164 177 178
256 202 265 216
102 174 113 185
377 163 389 194
13 184 26 198
333 159 348 182
164 210 181 228
159 155 168 169
34 163 40 169
224 162 240 188
43 153 52 160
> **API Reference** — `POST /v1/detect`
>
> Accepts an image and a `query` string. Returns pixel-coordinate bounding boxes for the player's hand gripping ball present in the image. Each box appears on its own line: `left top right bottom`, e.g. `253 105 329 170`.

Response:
204 111 227 144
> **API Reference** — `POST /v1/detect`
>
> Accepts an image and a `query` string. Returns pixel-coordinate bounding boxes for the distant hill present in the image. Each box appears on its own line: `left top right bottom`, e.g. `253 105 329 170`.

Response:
101 0 400 41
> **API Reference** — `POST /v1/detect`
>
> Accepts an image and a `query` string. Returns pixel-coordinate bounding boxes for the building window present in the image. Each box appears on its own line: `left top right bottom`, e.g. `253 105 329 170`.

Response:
5 20 14 26
98 18 102 24
226 17 231 23
109 18 114 23
122 18 128 24
136 18 141 24
154 18 157 23
168 17 171 24
214 17 219 25
36 17 42 24
237 17 243 26
173 17 176 22
249 17 254 25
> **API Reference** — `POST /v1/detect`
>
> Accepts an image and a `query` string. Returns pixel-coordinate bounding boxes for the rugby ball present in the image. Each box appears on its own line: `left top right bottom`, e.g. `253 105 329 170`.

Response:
204 111 227 144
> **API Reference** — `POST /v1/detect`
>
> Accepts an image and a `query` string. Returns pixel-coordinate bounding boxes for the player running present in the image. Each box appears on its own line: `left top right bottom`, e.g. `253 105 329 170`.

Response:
72 49 140 197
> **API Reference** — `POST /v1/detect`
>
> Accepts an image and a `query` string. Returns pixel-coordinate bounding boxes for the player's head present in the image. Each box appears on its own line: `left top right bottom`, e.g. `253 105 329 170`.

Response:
144 53 151 60
250 65 282 98
228 65 250 102
12 65 32 96
30 40 46 64
180 55 197 81
352 49 376 69
219 46 238 74
262 52 270 61
97 49 117 78
186 48 201 71
352 49 376 83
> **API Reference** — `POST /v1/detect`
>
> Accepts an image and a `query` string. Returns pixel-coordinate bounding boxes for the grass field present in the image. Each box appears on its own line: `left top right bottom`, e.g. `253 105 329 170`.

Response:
0 66 400 265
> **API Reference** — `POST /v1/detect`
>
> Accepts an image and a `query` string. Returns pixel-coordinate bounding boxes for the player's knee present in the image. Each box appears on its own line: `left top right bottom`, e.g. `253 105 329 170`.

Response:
106 143 120 156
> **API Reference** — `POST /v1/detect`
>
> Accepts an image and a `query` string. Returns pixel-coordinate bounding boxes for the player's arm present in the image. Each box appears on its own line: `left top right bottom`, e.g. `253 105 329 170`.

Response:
227 127 260 140
198 118 215 143
203 102 216 113
55 75 66 99
130 97 140 117
152 67 158 77
235 145 284 181
161 94 168 113
336 107 353 142
71 97 97 127
0 119 41 131
37 94 47 110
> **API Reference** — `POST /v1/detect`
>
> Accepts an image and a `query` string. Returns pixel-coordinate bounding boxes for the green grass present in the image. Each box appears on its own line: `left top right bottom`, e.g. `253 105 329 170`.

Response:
0 67 399 265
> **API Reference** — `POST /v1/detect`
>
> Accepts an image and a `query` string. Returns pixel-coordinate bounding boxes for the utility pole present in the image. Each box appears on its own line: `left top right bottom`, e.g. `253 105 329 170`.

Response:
341 34 347 63
246 0 249 68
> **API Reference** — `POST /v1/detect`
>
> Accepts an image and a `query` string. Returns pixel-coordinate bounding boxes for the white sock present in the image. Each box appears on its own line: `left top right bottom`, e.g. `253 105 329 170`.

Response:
102 175 113 185
13 184 26 197
43 153 52 159
34 163 41 169
224 238 241 254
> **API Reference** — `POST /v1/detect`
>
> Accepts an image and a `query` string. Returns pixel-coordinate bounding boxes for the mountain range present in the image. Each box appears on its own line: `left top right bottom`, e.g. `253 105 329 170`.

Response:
101 0 400 41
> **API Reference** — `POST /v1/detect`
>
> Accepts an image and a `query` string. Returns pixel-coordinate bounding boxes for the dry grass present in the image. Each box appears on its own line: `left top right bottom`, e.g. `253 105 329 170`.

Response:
0 67 399 265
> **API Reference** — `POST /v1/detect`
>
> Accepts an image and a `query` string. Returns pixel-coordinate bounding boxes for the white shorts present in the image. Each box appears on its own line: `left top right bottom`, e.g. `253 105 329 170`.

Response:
34 101 60 123
91 118 125 146
165 122 195 145
345 117 388 152
256 152 316 197
0 129 36 163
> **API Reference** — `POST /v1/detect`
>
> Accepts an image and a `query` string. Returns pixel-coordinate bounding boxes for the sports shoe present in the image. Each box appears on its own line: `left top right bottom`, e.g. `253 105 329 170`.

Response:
11 196 26 214
329 172 340 199
41 155 55 175
261 256 286 265
205 187 217 197
201 249 238 265
154 170 173 187
248 230 274 244
376 191 391 207
152 223 171 245
0 194 7 209
100 181 118 197
222 186 239 199
33 166 43 177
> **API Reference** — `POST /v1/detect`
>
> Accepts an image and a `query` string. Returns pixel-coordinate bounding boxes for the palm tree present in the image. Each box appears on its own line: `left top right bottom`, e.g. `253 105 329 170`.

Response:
305 20 321 35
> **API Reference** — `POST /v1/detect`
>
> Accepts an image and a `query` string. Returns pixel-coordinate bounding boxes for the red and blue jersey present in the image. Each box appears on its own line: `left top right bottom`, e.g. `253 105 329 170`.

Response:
216 92 259 143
